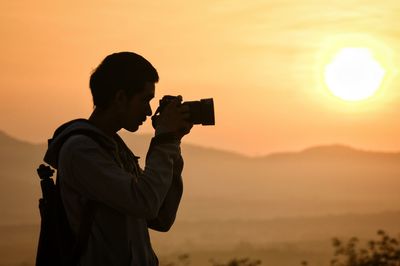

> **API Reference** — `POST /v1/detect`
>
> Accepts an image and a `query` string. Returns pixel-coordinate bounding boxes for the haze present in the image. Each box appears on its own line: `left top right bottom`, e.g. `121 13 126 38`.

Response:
1 131 400 265
1 1 400 156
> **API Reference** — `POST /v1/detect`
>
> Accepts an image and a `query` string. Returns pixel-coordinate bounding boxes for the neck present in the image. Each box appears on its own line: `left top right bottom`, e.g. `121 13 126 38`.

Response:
88 108 121 137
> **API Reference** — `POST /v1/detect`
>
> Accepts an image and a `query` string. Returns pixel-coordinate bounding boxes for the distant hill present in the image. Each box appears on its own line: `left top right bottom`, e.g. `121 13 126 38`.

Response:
0 130 399 225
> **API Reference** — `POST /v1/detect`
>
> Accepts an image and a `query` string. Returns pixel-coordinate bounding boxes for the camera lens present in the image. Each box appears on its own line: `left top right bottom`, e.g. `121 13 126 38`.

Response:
184 98 215 125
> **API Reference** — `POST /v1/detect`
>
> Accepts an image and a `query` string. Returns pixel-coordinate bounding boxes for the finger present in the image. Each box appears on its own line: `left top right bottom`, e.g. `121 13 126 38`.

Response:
182 125 192 135
182 121 193 130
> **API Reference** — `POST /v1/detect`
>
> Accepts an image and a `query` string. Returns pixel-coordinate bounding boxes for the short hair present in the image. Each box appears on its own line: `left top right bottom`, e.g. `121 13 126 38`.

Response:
89 52 159 109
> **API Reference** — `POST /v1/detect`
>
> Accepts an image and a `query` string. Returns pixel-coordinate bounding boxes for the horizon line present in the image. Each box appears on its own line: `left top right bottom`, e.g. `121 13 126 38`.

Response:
1 128 400 158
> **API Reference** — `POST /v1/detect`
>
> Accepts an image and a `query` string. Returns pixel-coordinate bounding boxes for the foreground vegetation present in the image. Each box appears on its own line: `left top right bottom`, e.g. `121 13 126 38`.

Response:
161 230 400 266
329 230 400 266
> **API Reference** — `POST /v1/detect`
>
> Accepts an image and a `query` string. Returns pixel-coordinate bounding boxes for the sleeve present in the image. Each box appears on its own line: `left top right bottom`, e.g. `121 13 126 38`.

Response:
147 155 184 232
58 134 180 219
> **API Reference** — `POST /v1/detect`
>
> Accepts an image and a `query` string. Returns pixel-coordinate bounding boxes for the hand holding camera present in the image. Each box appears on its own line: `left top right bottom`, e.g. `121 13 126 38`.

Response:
152 95 215 140
154 96 193 139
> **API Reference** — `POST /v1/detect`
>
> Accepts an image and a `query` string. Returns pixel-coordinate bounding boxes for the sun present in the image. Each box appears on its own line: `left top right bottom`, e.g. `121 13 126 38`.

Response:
324 47 386 101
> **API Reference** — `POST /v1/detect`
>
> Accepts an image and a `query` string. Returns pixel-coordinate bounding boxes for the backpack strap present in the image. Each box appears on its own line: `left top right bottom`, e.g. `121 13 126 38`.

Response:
69 192 96 265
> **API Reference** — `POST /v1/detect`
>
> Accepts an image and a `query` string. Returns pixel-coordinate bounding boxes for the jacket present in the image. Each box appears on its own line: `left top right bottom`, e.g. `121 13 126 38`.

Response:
43 119 183 265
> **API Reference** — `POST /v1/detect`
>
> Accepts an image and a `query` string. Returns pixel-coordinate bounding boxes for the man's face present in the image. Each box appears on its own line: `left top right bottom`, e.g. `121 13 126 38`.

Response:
121 82 155 132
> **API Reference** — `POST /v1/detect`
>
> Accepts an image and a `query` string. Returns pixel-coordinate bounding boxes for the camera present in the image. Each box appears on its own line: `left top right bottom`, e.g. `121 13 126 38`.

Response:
152 95 215 129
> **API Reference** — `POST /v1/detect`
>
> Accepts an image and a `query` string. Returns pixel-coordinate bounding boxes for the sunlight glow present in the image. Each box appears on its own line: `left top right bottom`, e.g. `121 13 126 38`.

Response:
324 48 386 101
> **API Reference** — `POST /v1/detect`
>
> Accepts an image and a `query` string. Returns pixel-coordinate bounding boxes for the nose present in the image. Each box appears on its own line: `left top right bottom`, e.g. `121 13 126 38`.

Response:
146 103 152 116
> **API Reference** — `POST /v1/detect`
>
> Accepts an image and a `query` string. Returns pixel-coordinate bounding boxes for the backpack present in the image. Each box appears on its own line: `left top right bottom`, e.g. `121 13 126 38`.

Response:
36 124 104 266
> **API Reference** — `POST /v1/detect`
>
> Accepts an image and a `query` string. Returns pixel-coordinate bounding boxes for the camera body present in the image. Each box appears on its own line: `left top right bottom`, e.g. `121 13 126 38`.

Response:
152 95 215 129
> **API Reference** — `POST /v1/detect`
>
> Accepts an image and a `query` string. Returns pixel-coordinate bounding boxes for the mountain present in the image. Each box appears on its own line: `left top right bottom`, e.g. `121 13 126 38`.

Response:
0 131 45 225
0 130 399 225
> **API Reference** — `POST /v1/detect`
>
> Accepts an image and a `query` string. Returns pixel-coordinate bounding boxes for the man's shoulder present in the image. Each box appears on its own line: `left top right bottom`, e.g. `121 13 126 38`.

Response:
58 134 119 177
60 134 114 157
63 134 98 147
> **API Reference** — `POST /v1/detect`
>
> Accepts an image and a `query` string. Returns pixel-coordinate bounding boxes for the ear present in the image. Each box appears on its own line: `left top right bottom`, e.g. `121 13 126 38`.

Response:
114 89 128 106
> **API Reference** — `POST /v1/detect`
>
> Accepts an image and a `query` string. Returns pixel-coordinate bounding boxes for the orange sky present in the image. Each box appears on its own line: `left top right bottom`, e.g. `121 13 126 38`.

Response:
1 0 400 156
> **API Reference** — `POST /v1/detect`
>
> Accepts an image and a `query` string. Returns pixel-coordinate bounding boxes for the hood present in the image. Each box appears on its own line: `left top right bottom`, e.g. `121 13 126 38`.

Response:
44 119 116 169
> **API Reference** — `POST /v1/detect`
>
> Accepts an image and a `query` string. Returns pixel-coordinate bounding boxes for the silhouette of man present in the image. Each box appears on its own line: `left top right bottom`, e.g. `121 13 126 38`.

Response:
44 52 192 265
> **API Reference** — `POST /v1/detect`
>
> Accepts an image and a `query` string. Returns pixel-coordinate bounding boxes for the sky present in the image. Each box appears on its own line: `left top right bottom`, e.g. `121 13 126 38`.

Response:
1 0 400 156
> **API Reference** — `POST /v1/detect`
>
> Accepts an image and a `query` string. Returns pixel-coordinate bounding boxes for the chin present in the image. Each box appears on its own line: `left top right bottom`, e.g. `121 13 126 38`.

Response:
125 125 140 132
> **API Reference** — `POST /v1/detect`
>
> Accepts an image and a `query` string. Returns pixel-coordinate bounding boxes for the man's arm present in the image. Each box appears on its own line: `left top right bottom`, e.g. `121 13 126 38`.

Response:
147 155 184 232
59 134 179 219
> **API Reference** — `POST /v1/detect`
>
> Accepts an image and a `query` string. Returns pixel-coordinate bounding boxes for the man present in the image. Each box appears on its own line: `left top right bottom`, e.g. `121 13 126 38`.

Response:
44 52 192 265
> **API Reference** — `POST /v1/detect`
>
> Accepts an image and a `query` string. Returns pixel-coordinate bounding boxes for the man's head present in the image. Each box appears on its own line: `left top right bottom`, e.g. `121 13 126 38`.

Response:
90 52 158 109
89 52 159 132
